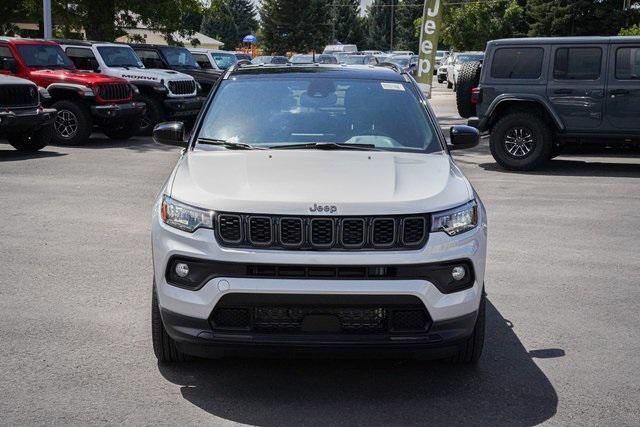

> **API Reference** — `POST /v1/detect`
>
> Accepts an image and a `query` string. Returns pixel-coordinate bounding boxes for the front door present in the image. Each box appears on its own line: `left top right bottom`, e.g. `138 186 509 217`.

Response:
605 43 640 132
547 45 607 131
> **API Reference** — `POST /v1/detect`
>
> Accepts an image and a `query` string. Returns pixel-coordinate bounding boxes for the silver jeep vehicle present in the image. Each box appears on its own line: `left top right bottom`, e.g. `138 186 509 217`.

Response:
464 37 640 170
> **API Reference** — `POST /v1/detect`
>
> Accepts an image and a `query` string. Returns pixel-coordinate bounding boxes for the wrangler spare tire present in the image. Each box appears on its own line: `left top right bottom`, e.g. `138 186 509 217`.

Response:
456 61 481 119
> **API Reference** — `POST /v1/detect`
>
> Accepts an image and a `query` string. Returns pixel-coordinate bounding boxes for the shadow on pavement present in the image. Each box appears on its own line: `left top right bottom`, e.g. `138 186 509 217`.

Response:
0 149 67 162
480 159 640 178
49 136 179 153
159 300 559 426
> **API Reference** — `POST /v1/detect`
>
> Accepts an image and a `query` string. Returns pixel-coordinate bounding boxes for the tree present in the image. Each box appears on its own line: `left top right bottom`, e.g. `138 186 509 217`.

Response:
620 24 640 36
201 0 239 49
331 0 366 47
227 0 258 40
260 0 333 54
441 0 526 50
394 0 423 52
365 0 398 51
527 0 638 37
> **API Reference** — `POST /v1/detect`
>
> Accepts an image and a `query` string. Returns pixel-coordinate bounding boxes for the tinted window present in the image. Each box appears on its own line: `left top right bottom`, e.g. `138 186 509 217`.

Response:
65 47 99 70
212 52 236 70
491 47 543 79
615 47 640 80
271 56 289 64
554 47 602 80
343 56 367 65
199 78 439 153
0 46 15 71
193 53 213 69
135 49 164 68
160 47 199 69
16 44 74 69
97 46 142 68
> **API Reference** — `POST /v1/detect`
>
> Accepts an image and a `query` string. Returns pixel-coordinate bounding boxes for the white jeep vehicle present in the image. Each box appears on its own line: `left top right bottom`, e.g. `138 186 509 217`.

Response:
150 64 487 363
58 41 205 134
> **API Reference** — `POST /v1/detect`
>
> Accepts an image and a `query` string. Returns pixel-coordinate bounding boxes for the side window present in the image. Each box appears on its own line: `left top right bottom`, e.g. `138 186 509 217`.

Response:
192 53 212 69
135 49 163 68
0 46 16 71
553 47 602 80
491 47 544 79
65 47 98 71
615 47 640 80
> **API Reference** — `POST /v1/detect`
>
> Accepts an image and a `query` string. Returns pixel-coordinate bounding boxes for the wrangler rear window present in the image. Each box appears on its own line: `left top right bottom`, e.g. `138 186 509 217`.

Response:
491 47 544 79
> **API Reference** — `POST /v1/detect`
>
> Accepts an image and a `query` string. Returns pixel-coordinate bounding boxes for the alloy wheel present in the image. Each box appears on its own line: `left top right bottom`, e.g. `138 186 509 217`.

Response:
54 109 79 139
504 126 535 158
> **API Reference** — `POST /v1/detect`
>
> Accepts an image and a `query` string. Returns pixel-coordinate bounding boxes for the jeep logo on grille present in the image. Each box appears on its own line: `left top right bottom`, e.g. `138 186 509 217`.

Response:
309 203 337 213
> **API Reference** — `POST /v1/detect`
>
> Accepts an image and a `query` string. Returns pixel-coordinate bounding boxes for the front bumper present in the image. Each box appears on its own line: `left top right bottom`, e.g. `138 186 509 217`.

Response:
90 101 145 121
163 96 206 118
0 107 55 132
151 200 487 355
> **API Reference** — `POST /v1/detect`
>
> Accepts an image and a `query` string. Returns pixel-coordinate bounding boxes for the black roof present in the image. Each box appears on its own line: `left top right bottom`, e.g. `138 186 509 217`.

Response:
489 36 640 46
231 64 407 81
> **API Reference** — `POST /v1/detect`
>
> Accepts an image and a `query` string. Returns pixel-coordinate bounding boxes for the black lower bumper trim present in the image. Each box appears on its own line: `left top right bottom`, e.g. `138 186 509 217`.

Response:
0 108 55 132
163 96 206 117
160 306 477 359
90 101 145 120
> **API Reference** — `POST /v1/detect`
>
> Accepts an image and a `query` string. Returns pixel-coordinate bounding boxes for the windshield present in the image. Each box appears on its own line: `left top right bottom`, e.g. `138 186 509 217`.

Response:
212 52 236 70
160 47 200 68
343 56 367 65
97 46 142 68
16 44 74 69
291 55 313 64
198 77 440 153
391 57 410 67
457 54 484 63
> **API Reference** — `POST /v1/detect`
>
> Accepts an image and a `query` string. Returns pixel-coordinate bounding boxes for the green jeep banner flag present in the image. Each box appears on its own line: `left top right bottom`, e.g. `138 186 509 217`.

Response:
416 0 443 98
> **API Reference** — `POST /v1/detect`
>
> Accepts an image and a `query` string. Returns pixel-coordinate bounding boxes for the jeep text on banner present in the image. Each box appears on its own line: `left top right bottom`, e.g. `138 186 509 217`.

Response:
416 0 443 98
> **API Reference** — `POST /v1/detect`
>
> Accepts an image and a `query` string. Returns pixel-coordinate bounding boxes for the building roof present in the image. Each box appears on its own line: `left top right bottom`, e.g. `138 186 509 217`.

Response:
116 28 223 48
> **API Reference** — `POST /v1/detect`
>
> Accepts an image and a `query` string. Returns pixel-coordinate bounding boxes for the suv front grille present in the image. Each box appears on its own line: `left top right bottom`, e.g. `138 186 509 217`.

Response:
168 80 196 95
0 84 38 108
215 213 430 251
95 83 131 101
211 294 430 334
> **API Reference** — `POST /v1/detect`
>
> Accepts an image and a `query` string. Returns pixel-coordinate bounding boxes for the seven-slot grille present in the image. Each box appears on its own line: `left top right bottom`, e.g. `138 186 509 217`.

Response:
168 80 196 95
95 83 131 101
0 84 38 108
215 213 428 250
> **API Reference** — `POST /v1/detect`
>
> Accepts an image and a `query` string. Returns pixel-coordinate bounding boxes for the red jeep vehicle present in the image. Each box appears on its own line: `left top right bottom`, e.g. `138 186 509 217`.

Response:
0 38 145 144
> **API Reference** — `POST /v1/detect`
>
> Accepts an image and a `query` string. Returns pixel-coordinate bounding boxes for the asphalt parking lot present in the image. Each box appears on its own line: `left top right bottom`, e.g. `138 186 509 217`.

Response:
1 84 639 426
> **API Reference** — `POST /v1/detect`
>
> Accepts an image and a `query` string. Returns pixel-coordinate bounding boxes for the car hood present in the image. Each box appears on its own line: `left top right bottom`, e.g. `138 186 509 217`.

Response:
113 68 194 82
176 68 222 83
28 69 126 86
169 150 473 215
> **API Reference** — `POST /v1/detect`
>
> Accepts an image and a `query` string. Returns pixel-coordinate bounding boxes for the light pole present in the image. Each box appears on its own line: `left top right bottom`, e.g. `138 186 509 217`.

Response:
389 0 394 51
43 0 52 39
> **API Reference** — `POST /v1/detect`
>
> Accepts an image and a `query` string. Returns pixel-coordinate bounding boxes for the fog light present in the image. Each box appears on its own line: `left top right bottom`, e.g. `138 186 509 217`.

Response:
451 265 466 281
175 262 189 278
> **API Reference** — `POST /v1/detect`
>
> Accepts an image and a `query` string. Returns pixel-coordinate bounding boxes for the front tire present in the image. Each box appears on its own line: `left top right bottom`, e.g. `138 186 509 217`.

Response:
447 80 453 89
7 125 52 152
102 118 140 140
490 112 553 171
51 99 93 145
450 291 485 364
152 283 191 363
137 94 165 136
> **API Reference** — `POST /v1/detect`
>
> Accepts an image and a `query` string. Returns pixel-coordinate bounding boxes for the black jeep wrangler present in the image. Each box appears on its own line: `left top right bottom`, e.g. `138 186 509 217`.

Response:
461 36 640 170
0 75 55 152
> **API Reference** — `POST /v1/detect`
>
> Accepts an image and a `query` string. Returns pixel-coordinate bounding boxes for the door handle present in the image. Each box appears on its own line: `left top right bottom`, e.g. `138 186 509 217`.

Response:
554 89 572 95
610 89 629 95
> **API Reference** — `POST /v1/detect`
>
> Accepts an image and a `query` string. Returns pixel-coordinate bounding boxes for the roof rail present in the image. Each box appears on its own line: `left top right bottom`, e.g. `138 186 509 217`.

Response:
376 62 402 73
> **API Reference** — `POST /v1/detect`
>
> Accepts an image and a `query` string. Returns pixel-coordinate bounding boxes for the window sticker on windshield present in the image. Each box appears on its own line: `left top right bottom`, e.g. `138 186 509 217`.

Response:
381 82 405 91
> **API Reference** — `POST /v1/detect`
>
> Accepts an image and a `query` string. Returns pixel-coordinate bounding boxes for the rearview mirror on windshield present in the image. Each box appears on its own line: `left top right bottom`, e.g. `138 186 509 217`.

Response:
153 122 188 147
448 125 479 150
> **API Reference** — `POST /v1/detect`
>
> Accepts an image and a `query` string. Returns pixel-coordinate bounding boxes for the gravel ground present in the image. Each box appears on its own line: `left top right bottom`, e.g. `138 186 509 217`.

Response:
1 83 638 426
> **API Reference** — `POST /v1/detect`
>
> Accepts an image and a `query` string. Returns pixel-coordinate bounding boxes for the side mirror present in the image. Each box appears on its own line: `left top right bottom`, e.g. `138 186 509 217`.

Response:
448 125 479 150
153 121 188 147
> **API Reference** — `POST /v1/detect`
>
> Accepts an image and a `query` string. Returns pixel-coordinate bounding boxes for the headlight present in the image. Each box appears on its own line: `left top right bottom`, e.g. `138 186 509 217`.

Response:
431 200 478 236
38 86 51 101
195 81 202 92
161 195 213 232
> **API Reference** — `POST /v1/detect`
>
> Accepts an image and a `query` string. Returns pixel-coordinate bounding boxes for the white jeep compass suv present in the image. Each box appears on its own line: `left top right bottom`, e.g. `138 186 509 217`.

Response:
151 64 487 363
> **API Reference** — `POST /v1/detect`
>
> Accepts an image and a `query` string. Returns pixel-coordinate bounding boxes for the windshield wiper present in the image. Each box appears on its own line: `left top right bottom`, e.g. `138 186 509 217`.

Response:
270 142 381 151
196 138 266 150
